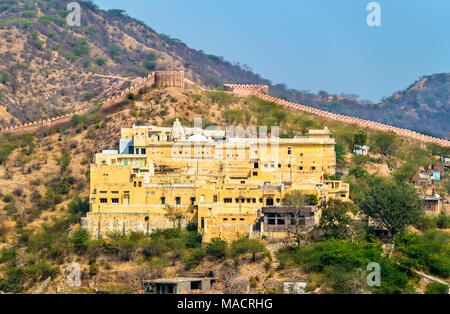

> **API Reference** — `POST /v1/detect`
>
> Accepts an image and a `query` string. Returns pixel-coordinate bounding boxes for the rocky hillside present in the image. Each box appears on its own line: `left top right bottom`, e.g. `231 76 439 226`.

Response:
0 0 448 139
0 0 269 127
276 73 450 139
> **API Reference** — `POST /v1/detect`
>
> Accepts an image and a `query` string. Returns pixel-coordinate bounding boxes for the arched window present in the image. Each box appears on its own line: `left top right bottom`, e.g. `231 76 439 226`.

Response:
266 198 274 206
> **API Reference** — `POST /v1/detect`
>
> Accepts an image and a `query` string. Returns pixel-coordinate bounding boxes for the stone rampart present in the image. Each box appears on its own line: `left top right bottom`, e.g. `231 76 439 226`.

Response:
0 71 185 135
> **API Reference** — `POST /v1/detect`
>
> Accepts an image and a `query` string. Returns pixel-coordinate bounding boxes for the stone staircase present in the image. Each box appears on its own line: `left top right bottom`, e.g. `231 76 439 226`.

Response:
266 243 284 271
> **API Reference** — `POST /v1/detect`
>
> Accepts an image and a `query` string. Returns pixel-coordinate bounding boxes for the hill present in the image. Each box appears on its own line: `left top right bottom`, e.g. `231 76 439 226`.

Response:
0 0 448 138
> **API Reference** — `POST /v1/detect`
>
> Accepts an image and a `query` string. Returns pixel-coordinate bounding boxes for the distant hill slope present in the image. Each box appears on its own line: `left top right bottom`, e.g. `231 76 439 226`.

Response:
0 0 448 138
284 73 449 139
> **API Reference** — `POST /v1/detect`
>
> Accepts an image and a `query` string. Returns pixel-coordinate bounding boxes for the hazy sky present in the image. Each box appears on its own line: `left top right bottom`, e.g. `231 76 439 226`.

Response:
93 0 450 102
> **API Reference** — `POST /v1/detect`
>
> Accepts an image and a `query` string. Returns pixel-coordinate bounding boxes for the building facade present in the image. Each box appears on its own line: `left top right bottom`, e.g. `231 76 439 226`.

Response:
81 119 349 241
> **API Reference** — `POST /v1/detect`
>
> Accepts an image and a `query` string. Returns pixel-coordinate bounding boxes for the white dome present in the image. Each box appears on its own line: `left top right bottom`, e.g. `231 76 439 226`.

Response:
187 134 210 142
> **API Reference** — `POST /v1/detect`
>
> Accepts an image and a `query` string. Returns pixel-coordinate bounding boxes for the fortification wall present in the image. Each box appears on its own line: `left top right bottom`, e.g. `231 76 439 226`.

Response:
154 71 184 88
224 84 269 96
0 71 184 135
224 84 450 147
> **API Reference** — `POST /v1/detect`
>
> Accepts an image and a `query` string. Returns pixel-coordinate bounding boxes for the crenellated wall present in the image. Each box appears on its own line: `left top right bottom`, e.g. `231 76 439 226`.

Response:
0 71 185 135
154 71 185 88
224 84 269 96
225 84 450 147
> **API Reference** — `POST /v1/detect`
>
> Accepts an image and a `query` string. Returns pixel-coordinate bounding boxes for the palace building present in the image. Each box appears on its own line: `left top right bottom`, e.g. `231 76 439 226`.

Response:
81 119 349 241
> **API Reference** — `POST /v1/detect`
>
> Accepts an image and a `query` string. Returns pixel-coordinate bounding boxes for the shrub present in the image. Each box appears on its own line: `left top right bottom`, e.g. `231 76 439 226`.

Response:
206 238 228 259
71 228 90 253
230 237 266 262
395 230 450 278
425 282 448 294
0 248 16 263
144 61 157 71
89 263 99 276
2 193 14 203
183 247 205 269
437 213 450 229
95 58 107 66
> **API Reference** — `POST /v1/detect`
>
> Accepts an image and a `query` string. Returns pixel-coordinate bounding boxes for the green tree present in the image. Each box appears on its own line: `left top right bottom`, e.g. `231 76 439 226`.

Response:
21 133 34 155
71 228 90 253
206 238 228 259
353 131 367 147
370 132 398 156
359 180 423 237
319 199 361 240
348 165 368 179
230 237 266 262
282 191 309 207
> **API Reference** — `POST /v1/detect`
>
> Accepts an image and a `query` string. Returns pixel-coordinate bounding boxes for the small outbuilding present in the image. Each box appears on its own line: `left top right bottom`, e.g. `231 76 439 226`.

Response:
143 277 214 294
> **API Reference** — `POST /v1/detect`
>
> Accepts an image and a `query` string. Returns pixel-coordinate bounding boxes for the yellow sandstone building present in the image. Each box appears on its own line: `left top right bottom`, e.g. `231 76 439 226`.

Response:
81 119 349 241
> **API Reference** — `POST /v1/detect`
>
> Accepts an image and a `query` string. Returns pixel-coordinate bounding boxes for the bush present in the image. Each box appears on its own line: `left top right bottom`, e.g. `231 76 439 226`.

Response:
89 263 99 276
71 229 90 253
437 213 450 229
183 248 205 269
277 240 411 294
2 193 14 203
230 237 266 262
425 282 448 294
144 61 157 71
0 248 16 263
395 230 450 278
206 238 228 259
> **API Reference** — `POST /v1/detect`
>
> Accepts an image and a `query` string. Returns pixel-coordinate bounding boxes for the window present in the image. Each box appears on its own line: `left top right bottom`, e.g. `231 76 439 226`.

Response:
191 197 196 205
311 166 316 171
176 197 181 205
111 191 119 194
161 197 166 205
201 217 205 229
128 146 134 154
278 164 281 168
134 182 137 187
266 198 274 206
254 162 259 169
252 198 256 203
299 167 303 171
224 198 232 203
232 218 237 221
288 164 291 168
240 181 246 184
223 218 228 221
100 198 107 203
138 182 142 187
288 147 292 155
253 172 258 176
240 218 245 221
213 195 218 202
300 153 303 157
111 198 119 204
141 148 146 154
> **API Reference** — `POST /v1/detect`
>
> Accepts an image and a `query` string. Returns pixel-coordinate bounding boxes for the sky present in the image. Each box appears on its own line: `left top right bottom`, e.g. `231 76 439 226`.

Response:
93 0 450 102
